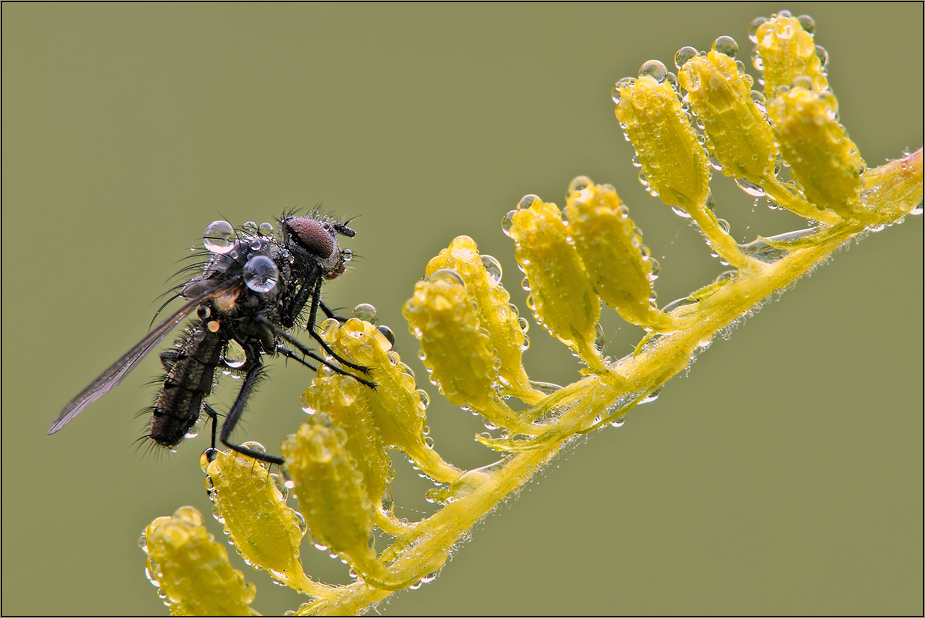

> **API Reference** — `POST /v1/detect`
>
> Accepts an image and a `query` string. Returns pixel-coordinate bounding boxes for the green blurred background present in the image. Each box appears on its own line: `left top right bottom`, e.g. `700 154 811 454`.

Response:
2 3 921 615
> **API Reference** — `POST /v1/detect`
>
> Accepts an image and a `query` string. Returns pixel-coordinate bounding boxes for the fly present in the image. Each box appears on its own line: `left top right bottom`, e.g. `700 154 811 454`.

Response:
48 212 372 465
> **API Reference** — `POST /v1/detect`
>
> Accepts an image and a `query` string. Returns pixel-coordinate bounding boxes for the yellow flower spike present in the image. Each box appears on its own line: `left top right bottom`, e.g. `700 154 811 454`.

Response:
319 317 462 483
768 86 865 219
753 11 828 97
301 373 407 535
425 236 545 404
678 47 778 186
203 449 319 595
403 272 539 433
281 416 386 583
142 506 256 616
503 195 604 369
613 64 711 211
564 177 675 332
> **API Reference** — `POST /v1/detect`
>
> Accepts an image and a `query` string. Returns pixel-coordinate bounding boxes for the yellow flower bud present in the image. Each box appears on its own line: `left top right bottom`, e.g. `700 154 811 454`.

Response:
301 374 394 525
754 12 828 96
403 271 534 432
614 65 710 210
142 506 255 616
202 450 314 592
564 177 673 331
425 236 543 403
678 48 779 185
319 318 461 482
281 416 376 567
768 87 864 218
503 195 603 368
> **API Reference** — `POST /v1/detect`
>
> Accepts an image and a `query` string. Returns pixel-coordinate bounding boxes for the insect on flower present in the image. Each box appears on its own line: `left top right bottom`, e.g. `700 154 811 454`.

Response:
47 212 373 465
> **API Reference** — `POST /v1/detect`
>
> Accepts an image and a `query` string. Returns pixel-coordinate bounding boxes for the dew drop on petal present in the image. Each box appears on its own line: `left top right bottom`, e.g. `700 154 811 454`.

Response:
713 36 738 58
481 254 503 284
674 46 698 70
352 303 379 324
638 59 668 83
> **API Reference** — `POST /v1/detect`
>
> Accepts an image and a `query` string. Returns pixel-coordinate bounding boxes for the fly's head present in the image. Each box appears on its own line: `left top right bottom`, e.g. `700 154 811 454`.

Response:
280 214 355 280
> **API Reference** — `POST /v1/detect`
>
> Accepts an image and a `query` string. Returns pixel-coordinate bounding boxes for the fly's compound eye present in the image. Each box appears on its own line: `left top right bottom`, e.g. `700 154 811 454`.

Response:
286 217 335 259
243 255 279 292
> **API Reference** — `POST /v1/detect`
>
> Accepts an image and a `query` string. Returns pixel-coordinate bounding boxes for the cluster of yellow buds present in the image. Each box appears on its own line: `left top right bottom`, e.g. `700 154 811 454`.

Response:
141 10 921 616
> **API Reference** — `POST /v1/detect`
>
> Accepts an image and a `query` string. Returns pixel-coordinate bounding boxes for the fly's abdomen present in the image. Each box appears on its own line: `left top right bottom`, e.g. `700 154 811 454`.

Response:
149 326 224 448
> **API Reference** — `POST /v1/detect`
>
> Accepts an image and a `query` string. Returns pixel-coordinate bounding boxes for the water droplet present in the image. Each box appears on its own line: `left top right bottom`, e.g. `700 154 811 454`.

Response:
646 257 661 281
352 303 378 324
223 339 247 368
378 325 396 346
716 218 731 234
814 45 828 68
662 296 698 313
640 389 661 404
203 220 235 254
748 17 767 43
416 389 430 408
241 441 267 455
241 221 258 236
481 254 503 284
501 210 516 237
791 75 813 91
610 417 625 428
674 46 698 70
671 206 691 219
638 59 668 83
258 222 274 236
713 36 738 58
611 77 635 104
796 14 815 34
517 194 540 210
593 323 606 353
243 255 279 292
735 178 766 197
568 175 593 194
428 268 465 286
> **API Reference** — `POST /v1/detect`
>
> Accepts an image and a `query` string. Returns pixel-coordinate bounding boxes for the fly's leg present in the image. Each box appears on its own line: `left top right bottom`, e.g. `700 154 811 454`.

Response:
302 278 371 375
256 314 375 387
211 362 285 466
319 300 349 323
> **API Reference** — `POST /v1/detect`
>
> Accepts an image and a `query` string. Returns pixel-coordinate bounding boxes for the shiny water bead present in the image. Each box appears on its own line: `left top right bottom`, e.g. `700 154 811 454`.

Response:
203 220 236 254
614 72 710 211
320 318 460 483
767 87 864 217
678 48 779 186
281 417 378 572
203 450 314 592
301 374 394 520
242 255 279 292
754 12 828 96
143 506 256 616
504 196 603 367
425 236 542 404
403 273 533 431
564 179 672 331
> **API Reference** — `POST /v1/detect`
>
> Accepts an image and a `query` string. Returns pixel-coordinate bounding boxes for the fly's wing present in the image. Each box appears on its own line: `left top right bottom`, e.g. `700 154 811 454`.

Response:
47 283 239 435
